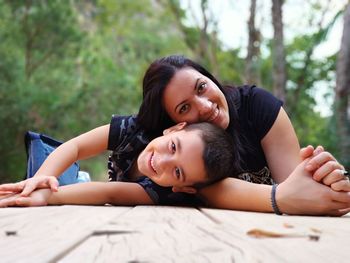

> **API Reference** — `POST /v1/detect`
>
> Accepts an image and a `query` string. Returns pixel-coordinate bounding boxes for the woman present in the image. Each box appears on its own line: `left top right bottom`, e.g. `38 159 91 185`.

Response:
137 55 350 216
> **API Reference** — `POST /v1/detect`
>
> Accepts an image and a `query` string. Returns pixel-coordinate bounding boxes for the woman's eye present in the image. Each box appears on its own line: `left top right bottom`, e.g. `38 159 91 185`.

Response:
171 142 176 153
179 104 189 114
198 82 207 93
175 167 181 179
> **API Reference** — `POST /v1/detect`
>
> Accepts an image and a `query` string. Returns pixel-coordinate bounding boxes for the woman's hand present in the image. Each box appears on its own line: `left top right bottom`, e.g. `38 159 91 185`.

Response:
277 159 350 216
0 176 59 197
0 188 51 207
300 145 349 191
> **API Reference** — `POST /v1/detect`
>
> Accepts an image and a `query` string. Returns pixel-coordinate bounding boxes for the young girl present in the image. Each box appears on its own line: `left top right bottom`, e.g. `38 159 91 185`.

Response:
0 121 238 207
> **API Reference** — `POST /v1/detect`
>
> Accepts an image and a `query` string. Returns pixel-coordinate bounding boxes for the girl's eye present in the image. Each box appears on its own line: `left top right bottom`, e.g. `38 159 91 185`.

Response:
179 104 189 114
171 142 176 153
198 82 207 94
175 167 181 179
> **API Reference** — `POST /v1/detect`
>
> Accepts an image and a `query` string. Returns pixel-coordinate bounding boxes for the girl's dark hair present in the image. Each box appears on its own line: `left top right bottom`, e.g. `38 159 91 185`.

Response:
184 122 239 188
137 54 244 175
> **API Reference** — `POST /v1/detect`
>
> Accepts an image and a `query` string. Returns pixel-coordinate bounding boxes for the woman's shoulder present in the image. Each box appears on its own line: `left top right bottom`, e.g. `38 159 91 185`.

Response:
231 85 282 106
235 84 270 97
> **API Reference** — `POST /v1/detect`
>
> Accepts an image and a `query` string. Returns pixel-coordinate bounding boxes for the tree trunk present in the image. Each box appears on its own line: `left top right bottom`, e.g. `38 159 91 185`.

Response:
335 3 350 169
245 0 261 85
271 0 286 103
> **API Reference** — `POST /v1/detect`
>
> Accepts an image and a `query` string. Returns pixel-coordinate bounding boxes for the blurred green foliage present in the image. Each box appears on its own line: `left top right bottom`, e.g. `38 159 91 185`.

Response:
0 0 343 182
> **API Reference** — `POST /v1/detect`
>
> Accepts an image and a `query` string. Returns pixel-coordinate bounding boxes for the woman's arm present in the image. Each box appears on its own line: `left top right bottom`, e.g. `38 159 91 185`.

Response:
199 177 272 212
0 182 154 207
262 108 346 187
199 162 350 216
261 107 301 183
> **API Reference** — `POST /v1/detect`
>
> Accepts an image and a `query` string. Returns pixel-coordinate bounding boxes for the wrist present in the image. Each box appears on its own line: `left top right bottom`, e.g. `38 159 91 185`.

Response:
271 184 283 215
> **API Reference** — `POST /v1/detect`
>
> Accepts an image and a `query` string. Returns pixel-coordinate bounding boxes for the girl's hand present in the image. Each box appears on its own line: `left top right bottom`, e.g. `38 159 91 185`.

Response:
300 145 348 190
0 176 59 197
0 188 51 207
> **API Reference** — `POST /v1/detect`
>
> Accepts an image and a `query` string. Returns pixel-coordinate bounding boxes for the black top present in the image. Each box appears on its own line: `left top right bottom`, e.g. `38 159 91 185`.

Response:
233 85 283 184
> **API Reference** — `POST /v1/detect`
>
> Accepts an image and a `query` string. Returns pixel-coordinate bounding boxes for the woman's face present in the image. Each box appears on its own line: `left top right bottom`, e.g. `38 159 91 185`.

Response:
137 126 207 188
162 68 230 129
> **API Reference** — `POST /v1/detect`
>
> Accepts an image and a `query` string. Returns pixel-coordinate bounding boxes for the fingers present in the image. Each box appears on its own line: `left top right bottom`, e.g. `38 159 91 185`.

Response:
337 207 350 216
314 145 324 155
331 178 350 192
300 145 314 160
312 160 343 182
323 170 348 185
48 177 59 192
20 181 39 197
0 196 31 207
330 190 350 204
0 182 25 193
306 151 342 172
14 197 32 207
0 194 18 207
20 177 58 197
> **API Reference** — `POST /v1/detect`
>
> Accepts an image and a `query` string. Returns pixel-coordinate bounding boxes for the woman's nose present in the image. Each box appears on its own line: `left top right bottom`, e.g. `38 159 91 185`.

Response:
195 97 212 115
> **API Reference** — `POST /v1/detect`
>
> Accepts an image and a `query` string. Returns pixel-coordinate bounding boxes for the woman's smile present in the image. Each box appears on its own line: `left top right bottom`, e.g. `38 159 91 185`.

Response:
162 68 230 129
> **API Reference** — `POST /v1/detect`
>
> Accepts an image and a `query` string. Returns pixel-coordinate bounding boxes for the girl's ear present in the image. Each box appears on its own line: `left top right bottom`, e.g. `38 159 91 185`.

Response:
172 186 197 194
163 122 187 135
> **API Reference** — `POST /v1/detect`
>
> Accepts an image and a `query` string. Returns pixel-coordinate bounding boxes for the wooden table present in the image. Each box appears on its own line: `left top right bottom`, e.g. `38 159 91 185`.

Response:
0 206 349 263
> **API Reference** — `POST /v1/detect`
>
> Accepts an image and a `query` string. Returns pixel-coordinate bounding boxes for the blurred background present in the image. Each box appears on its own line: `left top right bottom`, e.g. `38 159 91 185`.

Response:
0 0 349 183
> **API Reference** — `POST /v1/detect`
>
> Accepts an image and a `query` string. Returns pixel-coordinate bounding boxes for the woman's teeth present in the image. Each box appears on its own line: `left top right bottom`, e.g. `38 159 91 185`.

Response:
208 107 219 122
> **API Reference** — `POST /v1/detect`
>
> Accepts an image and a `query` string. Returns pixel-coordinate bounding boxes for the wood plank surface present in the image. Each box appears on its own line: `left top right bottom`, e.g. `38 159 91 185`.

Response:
200 208 350 263
59 206 249 262
1 205 349 263
0 206 131 263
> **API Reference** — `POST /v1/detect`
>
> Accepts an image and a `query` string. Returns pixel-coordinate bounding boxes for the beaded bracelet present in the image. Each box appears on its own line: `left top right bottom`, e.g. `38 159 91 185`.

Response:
271 184 282 215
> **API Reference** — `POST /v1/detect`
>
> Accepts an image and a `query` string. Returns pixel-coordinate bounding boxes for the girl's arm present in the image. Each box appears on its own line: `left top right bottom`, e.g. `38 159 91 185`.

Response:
48 182 154 205
34 124 110 179
0 182 154 207
0 125 110 196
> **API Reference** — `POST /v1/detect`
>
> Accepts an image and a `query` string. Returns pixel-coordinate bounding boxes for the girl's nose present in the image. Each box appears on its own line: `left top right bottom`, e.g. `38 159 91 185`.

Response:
157 153 173 171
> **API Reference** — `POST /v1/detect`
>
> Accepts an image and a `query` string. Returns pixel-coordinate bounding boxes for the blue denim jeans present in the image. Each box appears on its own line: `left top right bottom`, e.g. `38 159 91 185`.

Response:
25 131 90 185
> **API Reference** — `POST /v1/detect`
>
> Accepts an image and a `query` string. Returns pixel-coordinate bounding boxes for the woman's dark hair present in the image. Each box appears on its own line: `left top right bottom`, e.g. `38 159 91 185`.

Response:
184 122 240 188
137 54 244 175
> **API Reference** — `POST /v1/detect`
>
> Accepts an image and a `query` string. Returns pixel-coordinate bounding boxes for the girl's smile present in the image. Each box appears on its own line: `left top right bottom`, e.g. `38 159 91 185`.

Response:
137 126 207 188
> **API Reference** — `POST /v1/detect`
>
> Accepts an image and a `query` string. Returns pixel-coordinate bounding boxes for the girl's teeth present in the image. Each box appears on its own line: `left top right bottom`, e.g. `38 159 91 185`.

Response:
151 154 157 173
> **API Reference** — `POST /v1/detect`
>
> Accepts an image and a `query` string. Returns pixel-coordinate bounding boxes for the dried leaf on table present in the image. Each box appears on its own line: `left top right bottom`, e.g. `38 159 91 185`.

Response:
247 228 320 241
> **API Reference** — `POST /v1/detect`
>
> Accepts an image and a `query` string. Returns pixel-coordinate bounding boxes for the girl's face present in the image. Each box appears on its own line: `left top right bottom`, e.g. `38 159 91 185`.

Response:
162 68 230 129
137 126 207 189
